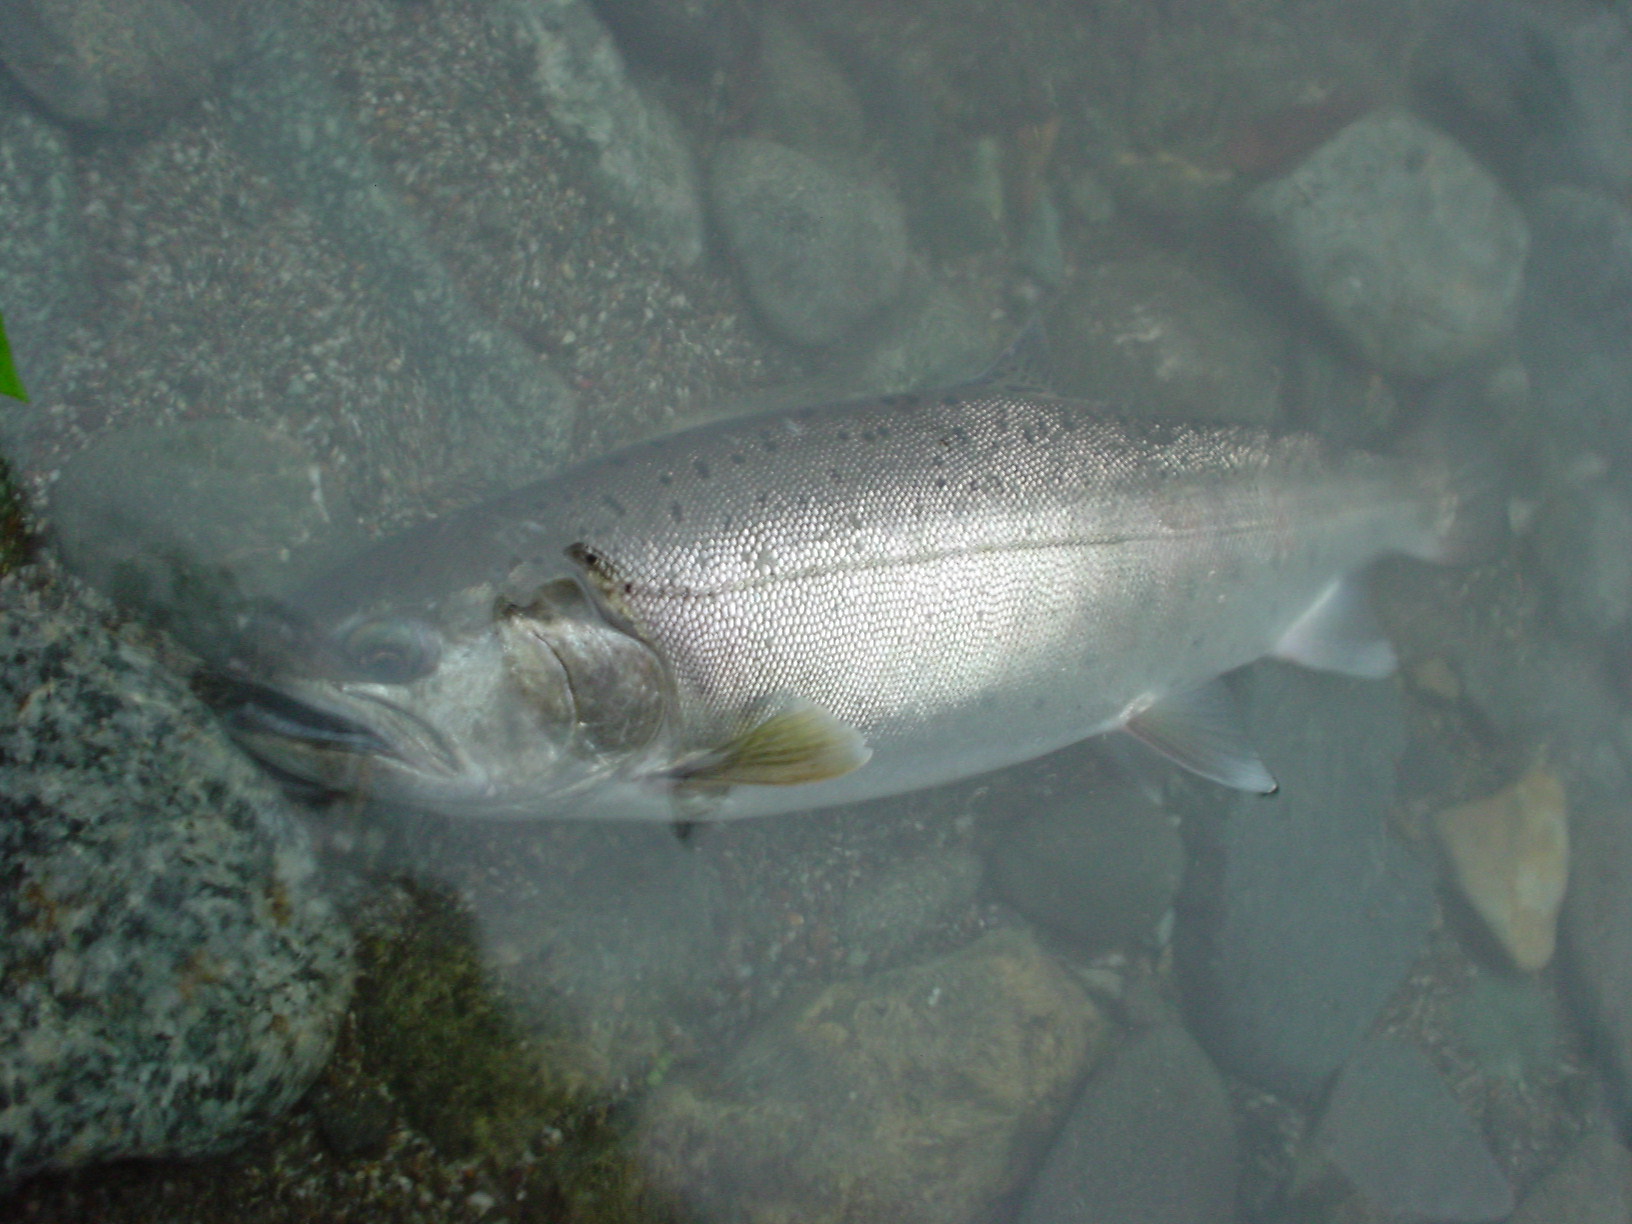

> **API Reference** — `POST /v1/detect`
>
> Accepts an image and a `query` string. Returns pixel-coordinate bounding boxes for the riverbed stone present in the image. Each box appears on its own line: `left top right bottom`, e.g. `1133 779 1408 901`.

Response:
0 573 353 1193
1247 108 1528 378
639 928 1104 1224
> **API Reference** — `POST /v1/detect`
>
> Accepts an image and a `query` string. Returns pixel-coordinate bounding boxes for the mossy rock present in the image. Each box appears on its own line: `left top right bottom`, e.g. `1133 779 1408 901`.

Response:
350 884 673 1223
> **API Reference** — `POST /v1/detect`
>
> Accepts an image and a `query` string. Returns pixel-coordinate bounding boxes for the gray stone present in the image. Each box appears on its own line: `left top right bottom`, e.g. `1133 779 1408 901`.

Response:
988 781 1183 956
1176 662 1434 1096
751 11 866 155
1518 188 1632 467
586 0 746 82
222 11 576 491
1374 556 1632 1110
1018 1021 1237 1224
1530 477 1632 636
501 0 705 268
1047 252 1286 424
377 820 725 1093
1247 108 1528 378
1554 10 1632 195
0 574 353 1192
1313 1036 1513 1222
48 419 358 654
0 91 83 428
835 848 983 971
828 267 994 395
1510 1127 1632 1224
710 137 909 348
1563 789 1632 1117
0 0 249 130
639 929 1105 1224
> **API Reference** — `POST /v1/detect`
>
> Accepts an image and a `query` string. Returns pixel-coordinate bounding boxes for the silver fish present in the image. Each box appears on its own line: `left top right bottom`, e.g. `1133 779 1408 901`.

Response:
221 388 1494 820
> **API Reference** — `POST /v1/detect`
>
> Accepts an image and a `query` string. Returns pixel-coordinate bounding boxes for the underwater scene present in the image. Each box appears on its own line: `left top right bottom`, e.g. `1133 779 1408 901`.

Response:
2 0 1631 1220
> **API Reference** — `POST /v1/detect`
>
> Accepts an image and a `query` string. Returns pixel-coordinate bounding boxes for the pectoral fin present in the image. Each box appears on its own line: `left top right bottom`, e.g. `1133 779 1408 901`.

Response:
677 697 871 787
1123 681 1278 794
1272 576 1396 679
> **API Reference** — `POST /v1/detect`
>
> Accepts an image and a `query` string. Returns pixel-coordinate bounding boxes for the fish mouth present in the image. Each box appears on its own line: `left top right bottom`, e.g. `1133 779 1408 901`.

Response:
207 674 466 784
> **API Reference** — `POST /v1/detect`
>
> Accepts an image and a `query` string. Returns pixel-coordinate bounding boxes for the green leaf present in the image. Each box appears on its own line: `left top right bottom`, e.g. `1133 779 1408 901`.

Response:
0 310 28 402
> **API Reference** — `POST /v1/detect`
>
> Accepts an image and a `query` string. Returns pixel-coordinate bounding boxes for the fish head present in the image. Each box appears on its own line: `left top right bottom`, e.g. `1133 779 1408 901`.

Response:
216 570 676 816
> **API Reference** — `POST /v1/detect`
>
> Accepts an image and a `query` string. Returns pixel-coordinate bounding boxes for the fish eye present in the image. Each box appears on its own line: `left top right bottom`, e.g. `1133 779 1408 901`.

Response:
337 617 442 683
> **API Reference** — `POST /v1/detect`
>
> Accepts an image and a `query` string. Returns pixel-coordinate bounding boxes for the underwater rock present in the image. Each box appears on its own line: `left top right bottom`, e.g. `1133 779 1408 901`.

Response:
1017 1019 1237 1224
501 0 705 268
1433 765 1569 971
638 928 1104 1224
1307 1036 1514 1222
1414 2 1632 196
0 575 353 1193
0 0 250 130
1528 475 1632 637
48 419 358 656
987 780 1184 956
828 266 993 395
751 11 867 156
1561 788 1632 1111
1510 1126 1632 1224
1449 970 1563 1087
1519 188 1632 467
373 819 725 1096
1046 252 1286 425
222 10 577 491
587 0 747 84
834 847 983 973
0 91 83 421
710 137 909 347
1176 662 1434 1097
1246 108 1528 378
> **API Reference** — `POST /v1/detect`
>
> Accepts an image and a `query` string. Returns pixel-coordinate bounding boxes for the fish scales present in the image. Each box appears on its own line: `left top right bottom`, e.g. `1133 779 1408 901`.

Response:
537 393 1425 805
222 388 1479 819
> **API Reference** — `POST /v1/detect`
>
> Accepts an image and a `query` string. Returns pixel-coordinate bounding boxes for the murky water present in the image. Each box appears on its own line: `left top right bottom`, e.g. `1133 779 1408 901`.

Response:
3 0 1631 1221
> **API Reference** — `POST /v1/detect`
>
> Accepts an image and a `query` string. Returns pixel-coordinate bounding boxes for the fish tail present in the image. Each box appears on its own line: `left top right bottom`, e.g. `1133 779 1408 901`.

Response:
1400 405 1508 565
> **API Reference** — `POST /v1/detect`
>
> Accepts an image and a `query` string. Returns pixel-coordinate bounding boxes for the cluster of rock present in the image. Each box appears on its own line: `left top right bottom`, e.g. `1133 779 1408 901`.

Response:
6 0 1632 1222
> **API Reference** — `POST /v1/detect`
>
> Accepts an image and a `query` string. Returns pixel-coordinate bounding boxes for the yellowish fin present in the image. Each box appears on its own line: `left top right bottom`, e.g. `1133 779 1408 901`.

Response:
679 696 871 786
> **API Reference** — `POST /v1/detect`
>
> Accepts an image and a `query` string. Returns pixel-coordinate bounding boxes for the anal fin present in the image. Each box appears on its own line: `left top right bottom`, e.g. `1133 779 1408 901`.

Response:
1123 680 1277 794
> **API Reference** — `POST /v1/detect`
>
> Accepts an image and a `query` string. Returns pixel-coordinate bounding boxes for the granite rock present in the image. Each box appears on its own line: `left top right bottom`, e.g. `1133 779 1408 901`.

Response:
0 574 353 1193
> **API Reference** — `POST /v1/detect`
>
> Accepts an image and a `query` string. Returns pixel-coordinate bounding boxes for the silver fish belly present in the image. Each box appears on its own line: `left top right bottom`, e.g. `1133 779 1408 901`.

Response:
223 389 1488 820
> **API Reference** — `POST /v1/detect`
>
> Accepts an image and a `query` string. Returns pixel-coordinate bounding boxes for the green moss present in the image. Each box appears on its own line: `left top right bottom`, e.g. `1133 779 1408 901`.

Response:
0 309 26 402
352 884 677 1224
